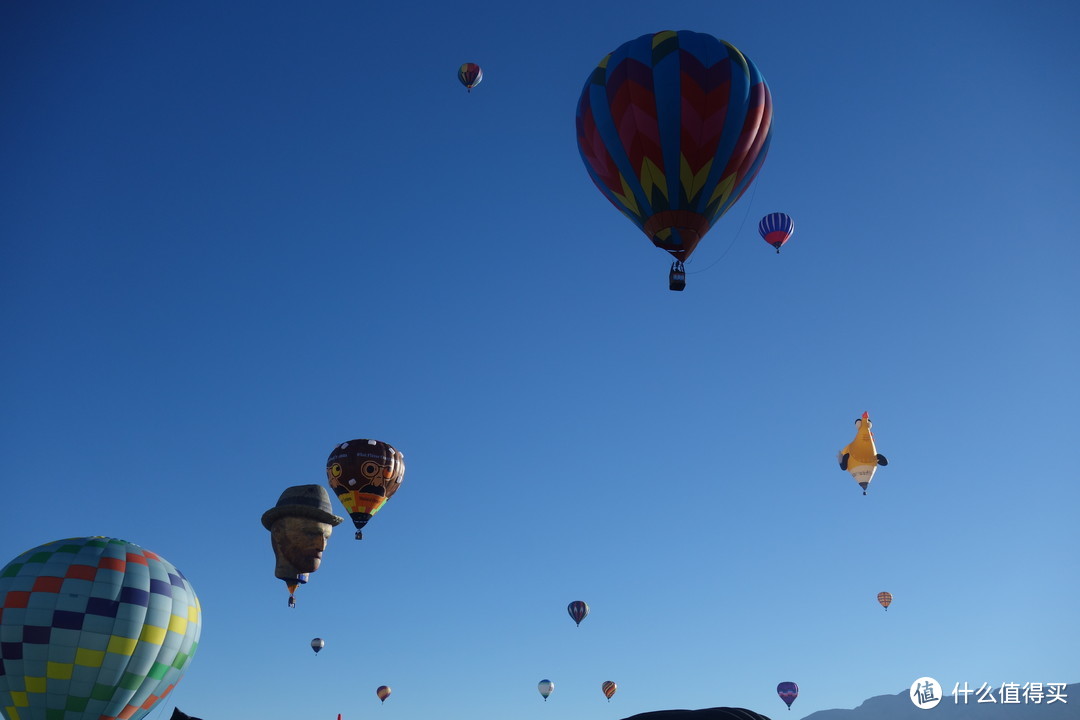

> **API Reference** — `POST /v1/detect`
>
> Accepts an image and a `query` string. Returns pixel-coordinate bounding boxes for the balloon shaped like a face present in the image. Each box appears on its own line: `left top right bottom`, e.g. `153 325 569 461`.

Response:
0 537 201 720
271 516 332 576
576 30 773 262
327 439 405 539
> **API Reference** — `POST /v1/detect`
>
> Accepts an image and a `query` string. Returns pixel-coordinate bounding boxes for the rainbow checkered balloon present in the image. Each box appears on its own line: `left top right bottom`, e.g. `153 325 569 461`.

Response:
0 537 201 720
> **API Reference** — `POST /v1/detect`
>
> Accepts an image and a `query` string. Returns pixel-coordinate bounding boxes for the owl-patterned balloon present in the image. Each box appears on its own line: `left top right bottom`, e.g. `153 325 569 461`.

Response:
327 439 405 539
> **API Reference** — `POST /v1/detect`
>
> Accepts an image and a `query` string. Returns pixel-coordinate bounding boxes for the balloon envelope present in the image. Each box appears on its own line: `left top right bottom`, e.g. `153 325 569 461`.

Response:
377 685 392 702
758 212 794 252
0 537 201 720
776 682 799 708
877 591 892 610
459 62 483 91
538 679 555 700
312 637 325 653
576 30 773 262
567 600 589 626
327 439 405 538
603 681 618 700
620 709 772 720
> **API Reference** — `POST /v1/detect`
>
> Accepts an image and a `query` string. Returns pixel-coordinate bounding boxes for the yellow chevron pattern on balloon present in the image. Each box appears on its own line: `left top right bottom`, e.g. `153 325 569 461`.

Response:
707 172 738 214
613 174 641 218
722 40 752 79
652 30 677 47
680 156 714 203
638 158 668 202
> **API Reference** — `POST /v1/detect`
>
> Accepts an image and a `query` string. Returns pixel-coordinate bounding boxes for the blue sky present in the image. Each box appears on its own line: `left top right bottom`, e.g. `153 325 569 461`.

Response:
1 1 1078 719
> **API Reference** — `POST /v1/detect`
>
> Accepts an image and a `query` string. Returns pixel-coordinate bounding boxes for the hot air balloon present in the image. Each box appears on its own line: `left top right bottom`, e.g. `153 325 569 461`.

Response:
377 685 392 703
877 591 893 611
603 681 618 701
0 537 201 720
838 412 889 494
759 212 794 253
327 439 405 540
263 484 343 607
312 637 325 654
576 30 773 291
459 62 483 92
567 600 589 626
777 681 799 710
538 679 555 701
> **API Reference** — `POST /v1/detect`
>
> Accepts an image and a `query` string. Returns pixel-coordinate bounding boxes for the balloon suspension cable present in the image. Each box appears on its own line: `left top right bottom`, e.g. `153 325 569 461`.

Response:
685 180 760 275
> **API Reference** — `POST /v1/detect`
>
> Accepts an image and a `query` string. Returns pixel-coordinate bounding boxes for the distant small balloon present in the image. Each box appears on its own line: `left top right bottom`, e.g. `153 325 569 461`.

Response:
538 679 555 701
568 600 589 626
777 681 799 709
311 637 325 654
877 591 893 611
602 681 618 701
459 62 483 92
758 212 795 253
377 685 392 703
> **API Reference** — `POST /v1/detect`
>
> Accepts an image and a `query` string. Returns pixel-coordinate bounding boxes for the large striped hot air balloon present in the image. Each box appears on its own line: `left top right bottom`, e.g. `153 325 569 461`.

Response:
0 537 201 720
576 30 773 290
602 681 618 701
758 212 794 253
877 591 893 611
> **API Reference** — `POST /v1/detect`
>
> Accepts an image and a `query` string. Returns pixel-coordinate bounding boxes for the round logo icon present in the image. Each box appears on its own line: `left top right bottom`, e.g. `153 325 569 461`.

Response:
910 677 943 709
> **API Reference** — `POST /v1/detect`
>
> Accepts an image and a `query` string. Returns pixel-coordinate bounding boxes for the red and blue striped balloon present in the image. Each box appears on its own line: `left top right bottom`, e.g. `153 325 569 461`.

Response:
758 212 794 253
576 30 773 262
777 681 799 709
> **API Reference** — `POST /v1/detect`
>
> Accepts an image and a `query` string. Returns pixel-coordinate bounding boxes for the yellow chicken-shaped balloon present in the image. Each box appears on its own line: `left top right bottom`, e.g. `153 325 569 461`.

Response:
838 411 888 495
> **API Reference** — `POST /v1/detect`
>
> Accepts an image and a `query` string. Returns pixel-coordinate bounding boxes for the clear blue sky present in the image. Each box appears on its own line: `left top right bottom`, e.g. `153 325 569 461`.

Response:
2 1 1078 719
